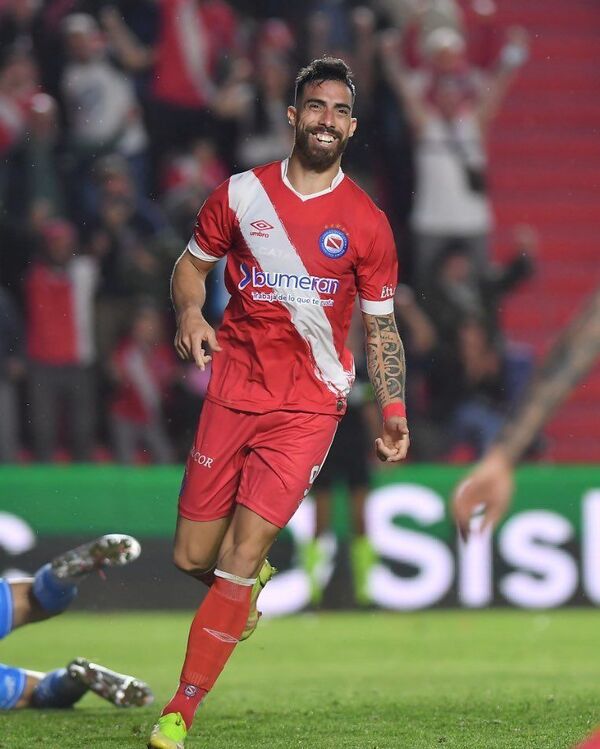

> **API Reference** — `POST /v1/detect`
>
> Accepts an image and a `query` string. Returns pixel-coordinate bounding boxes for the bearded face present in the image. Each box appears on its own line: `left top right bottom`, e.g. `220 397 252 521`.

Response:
290 79 356 172
293 121 350 172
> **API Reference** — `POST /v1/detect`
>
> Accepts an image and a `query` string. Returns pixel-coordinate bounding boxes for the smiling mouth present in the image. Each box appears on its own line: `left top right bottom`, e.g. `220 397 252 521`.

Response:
311 130 338 145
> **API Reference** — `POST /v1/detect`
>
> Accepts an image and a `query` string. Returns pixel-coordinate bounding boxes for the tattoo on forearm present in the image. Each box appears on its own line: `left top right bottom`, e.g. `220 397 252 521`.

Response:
498 287 600 462
365 313 406 409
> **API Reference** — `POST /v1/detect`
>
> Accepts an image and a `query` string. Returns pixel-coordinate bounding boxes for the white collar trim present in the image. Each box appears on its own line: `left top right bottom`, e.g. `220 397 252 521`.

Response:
280 158 345 202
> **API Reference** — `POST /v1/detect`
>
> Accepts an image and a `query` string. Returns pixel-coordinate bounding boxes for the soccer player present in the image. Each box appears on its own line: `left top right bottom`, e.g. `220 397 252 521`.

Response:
148 57 409 749
1 534 153 710
451 285 600 538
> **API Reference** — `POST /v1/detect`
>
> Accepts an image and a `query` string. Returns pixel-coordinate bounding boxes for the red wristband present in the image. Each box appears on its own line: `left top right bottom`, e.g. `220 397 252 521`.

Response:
383 402 406 421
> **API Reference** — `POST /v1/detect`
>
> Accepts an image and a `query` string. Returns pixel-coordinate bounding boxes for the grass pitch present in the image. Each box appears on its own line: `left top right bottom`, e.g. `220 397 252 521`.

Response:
2 609 599 748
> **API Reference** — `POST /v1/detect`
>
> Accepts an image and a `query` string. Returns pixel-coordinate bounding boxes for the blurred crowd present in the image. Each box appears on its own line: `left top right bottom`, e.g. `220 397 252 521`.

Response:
0 0 537 465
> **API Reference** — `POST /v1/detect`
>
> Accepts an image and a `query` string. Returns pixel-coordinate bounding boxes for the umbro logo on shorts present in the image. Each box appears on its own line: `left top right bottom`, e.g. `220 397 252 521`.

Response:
203 628 239 643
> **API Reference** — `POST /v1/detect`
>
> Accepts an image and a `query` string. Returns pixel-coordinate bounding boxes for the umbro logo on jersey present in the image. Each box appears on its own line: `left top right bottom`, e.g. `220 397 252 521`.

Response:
238 263 340 294
319 227 349 259
250 219 274 237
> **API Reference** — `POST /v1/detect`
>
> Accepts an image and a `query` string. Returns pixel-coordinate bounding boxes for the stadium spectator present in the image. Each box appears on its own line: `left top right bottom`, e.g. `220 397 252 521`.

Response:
233 51 294 170
337 7 382 188
430 312 533 459
24 219 97 462
4 92 66 230
162 138 228 239
108 303 177 464
0 0 40 59
379 23 529 290
0 0 69 96
92 152 166 232
389 0 503 71
0 533 152 710
60 12 149 216
86 177 175 362
0 49 40 184
305 1 354 62
0 281 23 463
98 1 159 104
149 0 241 164
420 226 536 346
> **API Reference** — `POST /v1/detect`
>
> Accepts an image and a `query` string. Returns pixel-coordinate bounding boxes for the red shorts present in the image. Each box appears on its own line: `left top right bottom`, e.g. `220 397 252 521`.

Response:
178 401 339 528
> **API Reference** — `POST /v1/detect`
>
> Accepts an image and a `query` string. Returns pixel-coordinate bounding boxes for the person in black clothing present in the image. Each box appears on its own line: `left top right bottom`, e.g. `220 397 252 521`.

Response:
415 229 537 458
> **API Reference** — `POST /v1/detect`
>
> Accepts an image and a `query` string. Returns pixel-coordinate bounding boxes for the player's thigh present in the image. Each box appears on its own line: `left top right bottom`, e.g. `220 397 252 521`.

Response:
178 401 252 524
217 505 281 579
237 411 339 529
173 515 231 574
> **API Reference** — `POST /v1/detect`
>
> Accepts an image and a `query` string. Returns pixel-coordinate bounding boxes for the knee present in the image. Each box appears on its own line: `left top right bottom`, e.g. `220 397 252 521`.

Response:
217 541 265 579
172 546 215 578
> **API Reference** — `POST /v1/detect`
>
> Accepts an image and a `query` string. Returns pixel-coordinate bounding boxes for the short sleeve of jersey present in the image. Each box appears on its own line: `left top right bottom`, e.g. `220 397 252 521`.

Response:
356 210 398 315
187 179 233 262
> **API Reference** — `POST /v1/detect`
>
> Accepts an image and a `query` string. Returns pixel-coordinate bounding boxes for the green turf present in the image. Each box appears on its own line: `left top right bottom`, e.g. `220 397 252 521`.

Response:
2 610 599 748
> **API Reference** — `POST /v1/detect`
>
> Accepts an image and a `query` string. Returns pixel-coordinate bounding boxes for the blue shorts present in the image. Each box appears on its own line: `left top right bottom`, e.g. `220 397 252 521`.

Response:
0 579 13 640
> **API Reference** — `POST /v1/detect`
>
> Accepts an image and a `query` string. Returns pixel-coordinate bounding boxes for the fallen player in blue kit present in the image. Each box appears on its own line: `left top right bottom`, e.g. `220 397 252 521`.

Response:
0 534 153 710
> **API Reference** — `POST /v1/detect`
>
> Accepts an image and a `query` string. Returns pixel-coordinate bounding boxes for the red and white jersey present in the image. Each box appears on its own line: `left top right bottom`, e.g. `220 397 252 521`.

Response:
25 257 97 366
187 159 398 416
153 0 238 109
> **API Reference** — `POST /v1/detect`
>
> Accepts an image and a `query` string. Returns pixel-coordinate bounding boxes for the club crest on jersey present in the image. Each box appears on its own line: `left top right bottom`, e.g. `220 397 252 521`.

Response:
319 227 348 259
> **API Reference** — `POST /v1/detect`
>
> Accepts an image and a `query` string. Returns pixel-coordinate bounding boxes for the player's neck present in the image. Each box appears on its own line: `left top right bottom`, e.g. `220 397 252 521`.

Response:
285 153 342 196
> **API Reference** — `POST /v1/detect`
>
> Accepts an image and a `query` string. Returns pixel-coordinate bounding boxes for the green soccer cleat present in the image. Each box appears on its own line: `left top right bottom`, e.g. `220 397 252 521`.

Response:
301 538 327 606
51 533 142 580
351 535 378 606
300 534 337 606
148 712 187 749
239 559 277 641
67 657 153 708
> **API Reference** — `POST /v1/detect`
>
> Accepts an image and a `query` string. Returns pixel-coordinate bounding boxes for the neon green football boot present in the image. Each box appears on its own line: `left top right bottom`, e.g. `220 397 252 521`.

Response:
148 712 187 749
301 538 327 606
351 535 378 606
239 559 277 641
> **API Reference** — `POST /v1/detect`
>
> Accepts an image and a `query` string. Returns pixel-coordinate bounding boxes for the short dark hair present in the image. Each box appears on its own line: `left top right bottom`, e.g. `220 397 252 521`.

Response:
294 57 356 105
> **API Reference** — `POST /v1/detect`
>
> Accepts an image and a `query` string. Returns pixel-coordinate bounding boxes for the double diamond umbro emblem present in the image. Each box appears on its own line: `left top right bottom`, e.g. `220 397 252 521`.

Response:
250 220 274 237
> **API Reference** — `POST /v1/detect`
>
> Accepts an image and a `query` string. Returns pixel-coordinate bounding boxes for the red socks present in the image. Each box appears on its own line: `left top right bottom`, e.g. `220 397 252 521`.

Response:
161 681 208 729
162 573 254 728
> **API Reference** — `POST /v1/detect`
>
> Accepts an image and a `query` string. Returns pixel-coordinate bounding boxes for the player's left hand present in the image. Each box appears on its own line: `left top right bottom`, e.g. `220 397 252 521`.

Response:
375 416 410 462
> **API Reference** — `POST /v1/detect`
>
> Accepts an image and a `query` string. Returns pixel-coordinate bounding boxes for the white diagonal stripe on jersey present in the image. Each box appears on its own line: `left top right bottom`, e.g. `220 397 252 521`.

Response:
228 170 350 398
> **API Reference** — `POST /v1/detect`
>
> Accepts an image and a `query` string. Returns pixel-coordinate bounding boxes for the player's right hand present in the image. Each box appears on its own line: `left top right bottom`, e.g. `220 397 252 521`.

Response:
175 308 222 370
451 447 515 541
375 416 410 462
